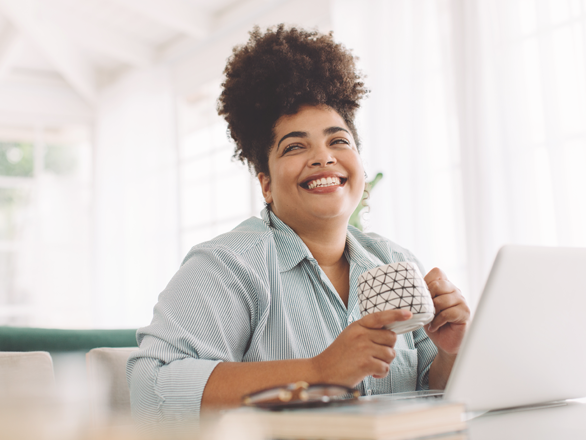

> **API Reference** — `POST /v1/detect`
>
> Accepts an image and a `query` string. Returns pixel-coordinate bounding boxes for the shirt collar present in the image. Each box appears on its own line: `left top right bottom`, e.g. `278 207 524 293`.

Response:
261 207 314 272
261 207 383 274
345 229 384 272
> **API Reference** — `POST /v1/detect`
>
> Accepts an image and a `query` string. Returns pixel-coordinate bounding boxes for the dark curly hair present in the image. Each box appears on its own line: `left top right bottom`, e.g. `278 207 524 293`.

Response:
217 24 368 176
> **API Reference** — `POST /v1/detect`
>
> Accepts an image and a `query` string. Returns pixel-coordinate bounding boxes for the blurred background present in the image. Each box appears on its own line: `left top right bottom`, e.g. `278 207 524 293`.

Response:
0 0 584 329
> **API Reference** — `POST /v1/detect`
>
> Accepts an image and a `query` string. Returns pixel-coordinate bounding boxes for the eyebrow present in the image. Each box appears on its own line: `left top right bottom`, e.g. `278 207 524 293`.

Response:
323 126 350 136
277 131 307 151
276 126 350 151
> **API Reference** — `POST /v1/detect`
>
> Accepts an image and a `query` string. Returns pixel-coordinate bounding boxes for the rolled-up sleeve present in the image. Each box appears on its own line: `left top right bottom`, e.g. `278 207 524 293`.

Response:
127 245 258 424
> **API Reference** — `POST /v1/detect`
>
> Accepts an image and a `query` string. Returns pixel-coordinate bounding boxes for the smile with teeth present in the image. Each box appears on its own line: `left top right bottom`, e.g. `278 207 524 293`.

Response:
306 176 342 189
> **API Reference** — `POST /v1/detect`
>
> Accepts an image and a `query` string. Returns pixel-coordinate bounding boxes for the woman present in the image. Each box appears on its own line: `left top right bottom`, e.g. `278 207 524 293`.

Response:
127 25 470 424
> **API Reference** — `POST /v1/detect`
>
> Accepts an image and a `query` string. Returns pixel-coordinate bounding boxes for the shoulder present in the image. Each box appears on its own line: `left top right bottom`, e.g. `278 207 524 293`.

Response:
162 216 274 307
181 216 274 266
176 217 279 286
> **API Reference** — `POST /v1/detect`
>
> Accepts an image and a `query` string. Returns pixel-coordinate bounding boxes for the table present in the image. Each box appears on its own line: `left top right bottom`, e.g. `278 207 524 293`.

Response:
467 400 586 440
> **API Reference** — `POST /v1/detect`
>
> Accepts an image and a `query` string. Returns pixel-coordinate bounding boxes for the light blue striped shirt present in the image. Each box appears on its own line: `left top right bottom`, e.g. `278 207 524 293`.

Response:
127 207 438 424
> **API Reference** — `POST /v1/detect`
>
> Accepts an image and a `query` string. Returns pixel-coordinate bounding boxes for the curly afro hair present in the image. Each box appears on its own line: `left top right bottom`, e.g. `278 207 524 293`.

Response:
217 24 368 176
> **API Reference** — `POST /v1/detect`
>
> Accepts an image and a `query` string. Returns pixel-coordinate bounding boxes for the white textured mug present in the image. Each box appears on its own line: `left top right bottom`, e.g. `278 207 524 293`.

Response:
357 261 435 334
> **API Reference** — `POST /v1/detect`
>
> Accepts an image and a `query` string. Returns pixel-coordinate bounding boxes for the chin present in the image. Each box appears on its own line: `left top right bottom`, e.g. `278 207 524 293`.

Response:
307 204 352 222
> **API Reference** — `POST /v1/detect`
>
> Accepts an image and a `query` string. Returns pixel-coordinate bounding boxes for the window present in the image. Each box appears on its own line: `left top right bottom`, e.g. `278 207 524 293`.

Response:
0 126 92 327
177 81 265 257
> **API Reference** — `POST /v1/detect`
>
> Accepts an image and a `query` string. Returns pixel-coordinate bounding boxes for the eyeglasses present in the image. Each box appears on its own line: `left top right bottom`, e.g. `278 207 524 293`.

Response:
242 381 360 410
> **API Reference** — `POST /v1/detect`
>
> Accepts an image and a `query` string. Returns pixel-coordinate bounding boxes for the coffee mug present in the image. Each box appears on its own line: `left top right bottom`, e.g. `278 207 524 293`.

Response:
357 261 435 334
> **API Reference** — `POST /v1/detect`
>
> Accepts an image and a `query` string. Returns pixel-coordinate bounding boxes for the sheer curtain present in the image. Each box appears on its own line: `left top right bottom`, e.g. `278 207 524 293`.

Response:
333 0 586 306
457 0 586 301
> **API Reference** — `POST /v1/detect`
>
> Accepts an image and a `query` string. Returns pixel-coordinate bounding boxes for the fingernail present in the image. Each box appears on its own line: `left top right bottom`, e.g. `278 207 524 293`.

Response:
402 310 412 318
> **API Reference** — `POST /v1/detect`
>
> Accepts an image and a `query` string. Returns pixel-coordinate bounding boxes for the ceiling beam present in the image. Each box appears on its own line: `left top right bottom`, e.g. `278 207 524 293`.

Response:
47 8 155 68
170 0 333 96
0 73 93 125
0 0 96 105
108 0 210 39
0 23 22 80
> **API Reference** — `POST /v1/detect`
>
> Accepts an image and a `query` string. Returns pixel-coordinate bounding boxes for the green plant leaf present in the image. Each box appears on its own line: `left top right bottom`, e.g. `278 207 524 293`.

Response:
349 172 383 231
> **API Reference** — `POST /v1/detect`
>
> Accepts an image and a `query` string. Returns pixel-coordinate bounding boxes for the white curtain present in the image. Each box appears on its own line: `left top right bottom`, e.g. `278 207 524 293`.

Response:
333 0 586 306
93 66 179 328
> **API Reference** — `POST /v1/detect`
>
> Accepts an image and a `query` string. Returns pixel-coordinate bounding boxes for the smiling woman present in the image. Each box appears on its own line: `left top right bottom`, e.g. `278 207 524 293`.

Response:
127 24 470 426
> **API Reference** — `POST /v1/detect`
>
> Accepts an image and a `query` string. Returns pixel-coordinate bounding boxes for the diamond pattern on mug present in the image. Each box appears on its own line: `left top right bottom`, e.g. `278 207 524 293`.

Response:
358 262 434 316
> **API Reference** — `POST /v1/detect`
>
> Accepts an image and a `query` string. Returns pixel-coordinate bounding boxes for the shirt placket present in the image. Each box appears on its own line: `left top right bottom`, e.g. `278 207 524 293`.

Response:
346 249 382 396
304 258 348 322
308 255 384 396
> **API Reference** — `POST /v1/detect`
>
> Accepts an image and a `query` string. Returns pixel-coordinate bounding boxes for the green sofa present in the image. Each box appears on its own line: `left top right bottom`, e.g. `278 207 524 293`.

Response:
0 326 138 354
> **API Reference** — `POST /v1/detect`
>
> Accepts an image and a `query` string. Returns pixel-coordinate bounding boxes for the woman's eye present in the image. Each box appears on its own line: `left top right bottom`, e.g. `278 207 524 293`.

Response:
283 144 303 154
332 138 350 146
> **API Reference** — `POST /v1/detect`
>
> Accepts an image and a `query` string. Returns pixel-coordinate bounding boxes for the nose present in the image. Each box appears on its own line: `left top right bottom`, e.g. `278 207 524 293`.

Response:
309 144 336 167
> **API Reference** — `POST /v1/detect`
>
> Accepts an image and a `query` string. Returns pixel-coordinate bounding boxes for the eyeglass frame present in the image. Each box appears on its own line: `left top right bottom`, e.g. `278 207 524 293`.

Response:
242 381 360 411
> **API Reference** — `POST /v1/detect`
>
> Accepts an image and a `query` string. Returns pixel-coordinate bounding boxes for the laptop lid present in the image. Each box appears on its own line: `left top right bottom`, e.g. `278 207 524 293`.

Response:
444 245 586 411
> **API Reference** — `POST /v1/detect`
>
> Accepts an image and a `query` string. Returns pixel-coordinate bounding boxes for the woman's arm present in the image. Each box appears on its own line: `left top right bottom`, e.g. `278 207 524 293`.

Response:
202 358 318 410
428 351 457 389
424 268 471 389
201 309 414 411
128 246 259 423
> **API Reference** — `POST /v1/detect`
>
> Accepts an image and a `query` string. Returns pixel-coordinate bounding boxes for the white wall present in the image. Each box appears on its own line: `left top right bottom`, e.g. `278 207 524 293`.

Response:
93 66 179 328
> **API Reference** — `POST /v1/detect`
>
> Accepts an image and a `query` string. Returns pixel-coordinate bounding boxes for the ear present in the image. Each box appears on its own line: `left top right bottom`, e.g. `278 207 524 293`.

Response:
257 172 273 204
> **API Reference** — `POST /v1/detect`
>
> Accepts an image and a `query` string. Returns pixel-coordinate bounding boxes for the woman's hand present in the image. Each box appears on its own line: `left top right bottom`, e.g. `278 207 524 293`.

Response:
311 309 413 387
424 268 470 355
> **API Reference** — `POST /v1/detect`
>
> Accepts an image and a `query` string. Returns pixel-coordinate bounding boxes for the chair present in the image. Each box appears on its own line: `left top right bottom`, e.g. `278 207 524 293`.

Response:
86 347 138 424
0 351 57 437
0 351 55 399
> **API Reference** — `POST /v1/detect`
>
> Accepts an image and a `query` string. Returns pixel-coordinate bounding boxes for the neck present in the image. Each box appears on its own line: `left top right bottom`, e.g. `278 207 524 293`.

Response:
288 216 349 268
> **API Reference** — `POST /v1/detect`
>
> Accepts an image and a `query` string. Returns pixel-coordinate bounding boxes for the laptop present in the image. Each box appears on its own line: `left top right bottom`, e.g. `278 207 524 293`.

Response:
366 245 586 412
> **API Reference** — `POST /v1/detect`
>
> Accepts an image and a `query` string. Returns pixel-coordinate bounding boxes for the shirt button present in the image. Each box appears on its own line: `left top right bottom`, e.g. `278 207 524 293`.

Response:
366 389 373 396
348 316 354 324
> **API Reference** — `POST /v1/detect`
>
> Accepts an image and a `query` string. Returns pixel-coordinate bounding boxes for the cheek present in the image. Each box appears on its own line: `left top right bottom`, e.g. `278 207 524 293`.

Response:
349 159 366 199
346 154 365 184
267 163 296 196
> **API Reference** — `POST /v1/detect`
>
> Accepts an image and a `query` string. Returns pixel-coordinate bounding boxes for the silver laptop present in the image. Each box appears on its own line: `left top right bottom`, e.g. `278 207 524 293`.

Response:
368 245 586 412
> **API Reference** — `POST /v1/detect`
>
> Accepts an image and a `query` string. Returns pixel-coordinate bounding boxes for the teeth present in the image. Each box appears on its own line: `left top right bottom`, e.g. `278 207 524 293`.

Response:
307 177 342 189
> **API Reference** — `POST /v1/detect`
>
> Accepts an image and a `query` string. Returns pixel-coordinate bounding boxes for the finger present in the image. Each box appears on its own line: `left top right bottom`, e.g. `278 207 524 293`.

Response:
427 306 469 332
371 359 391 379
427 279 458 298
424 267 447 285
367 328 397 347
371 345 395 364
433 292 464 313
360 309 412 329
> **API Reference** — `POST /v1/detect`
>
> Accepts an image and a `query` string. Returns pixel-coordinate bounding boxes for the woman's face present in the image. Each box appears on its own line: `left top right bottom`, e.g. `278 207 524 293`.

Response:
258 105 365 230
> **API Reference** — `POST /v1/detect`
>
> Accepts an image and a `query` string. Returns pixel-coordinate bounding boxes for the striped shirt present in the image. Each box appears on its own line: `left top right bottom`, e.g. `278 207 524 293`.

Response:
127 207 438 424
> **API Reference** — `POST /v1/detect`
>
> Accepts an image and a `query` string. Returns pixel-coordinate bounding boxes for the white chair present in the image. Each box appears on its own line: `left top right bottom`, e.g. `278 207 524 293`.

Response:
0 351 55 399
0 351 56 437
86 347 138 424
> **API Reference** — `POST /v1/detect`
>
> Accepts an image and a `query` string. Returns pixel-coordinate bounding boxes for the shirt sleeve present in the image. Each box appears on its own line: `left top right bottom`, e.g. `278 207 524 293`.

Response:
126 245 259 425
